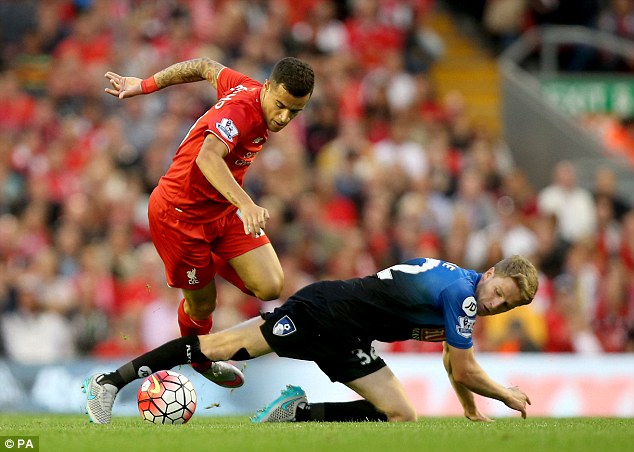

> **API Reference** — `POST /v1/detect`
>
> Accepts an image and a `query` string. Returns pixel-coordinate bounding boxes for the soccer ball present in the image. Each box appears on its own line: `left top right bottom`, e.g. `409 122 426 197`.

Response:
137 370 197 424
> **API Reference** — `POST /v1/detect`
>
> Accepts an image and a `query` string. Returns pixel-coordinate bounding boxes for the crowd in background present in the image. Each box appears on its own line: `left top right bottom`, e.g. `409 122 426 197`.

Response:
0 0 633 364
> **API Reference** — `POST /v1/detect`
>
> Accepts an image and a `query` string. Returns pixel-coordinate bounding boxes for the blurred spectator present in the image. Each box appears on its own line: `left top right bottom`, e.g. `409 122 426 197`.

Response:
370 114 429 184
594 193 622 272
482 315 544 352
0 276 76 364
501 167 539 219
290 0 348 55
593 165 631 220
0 0 37 67
0 70 36 133
619 209 634 275
403 5 444 73
593 257 632 352
483 0 529 52
597 0 634 71
465 195 538 271
135 243 181 350
543 275 579 352
526 0 601 70
453 167 498 233
531 213 568 279
344 0 405 72
537 160 597 243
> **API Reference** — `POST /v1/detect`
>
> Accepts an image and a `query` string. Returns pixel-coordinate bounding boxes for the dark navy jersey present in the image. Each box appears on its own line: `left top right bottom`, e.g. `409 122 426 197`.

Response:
294 258 482 349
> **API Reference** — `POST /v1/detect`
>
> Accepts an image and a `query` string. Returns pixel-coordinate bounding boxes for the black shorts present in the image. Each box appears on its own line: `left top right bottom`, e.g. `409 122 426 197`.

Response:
260 296 386 383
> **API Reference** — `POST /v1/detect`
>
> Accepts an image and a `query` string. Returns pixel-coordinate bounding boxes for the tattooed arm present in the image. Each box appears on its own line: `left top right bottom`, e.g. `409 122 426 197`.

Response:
104 58 225 99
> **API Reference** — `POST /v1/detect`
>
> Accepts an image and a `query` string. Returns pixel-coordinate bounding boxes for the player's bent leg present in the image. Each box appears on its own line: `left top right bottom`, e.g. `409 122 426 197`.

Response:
181 282 217 320
229 244 284 300
180 282 246 387
345 367 417 422
197 317 272 389
212 254 256 297
199 317 273 361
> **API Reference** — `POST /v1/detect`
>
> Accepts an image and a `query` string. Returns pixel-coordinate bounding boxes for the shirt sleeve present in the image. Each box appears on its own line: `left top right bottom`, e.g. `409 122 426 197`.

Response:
206 106 247 153
441 282 477 349
216 67 253 98
205 68 258 153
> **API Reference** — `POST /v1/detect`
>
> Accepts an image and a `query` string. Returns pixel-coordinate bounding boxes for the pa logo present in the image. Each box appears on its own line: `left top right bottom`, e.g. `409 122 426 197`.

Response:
272 315 296 336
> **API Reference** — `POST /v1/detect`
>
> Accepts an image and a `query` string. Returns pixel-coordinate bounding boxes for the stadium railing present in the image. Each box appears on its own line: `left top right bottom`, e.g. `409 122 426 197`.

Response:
499 25 634 202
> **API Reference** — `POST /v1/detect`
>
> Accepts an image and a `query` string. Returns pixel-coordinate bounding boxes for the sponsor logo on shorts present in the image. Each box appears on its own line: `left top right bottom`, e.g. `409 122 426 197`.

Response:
272 315 296 336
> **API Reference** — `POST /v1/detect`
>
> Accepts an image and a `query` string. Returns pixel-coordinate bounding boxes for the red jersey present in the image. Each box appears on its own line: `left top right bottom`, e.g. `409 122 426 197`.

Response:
155 67 269 222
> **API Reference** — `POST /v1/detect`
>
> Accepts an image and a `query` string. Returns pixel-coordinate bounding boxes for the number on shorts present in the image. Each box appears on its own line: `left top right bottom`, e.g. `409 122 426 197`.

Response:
352 347 378 365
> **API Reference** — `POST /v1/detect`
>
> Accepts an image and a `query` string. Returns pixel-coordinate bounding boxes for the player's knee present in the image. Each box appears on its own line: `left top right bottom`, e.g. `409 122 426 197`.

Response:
185 297 217 318
250 275 284 301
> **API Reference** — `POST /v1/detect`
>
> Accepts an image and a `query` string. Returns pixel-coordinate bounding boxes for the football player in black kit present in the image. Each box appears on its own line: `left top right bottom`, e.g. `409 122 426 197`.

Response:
84 255 537 424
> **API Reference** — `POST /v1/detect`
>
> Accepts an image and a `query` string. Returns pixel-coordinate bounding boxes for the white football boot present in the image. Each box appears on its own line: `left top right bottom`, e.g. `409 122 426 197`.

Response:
82 374 118 424
198 361 245 388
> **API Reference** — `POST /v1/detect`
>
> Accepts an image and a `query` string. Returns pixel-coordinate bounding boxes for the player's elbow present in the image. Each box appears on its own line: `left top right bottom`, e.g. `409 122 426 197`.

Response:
195 149 212 168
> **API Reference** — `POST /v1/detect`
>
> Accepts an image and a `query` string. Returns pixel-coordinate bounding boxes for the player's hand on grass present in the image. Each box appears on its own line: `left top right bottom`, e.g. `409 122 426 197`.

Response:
105 72 143 99
464 409 494 422
503 386 531 419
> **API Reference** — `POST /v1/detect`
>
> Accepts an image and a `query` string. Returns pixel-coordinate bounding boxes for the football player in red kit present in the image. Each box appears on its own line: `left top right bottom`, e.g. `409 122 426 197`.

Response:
102 57 314 387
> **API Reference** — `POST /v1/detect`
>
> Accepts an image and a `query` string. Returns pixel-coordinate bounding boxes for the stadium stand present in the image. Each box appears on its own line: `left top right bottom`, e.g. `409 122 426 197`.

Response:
0 0 633 364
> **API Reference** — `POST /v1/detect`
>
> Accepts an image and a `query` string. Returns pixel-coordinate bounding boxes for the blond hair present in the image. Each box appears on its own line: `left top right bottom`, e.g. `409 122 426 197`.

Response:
493 255 539 304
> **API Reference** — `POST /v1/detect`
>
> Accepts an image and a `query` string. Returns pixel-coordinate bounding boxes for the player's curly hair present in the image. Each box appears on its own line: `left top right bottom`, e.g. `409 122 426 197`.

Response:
270 57 314 97
494 255 539 305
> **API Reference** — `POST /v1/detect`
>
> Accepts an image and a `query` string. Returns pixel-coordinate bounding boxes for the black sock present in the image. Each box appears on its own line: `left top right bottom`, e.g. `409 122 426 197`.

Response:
99 336 208 390
296 400 388 422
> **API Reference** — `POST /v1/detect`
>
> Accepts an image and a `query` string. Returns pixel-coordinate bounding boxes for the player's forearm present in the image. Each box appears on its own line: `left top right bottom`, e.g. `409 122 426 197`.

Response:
196 149 254 209
448 374 478 412
454 365 509 403
152 58 224 89
443 344 477 413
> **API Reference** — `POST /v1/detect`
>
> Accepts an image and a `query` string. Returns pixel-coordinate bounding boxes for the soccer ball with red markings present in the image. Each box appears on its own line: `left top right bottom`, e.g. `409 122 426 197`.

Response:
137 370 197 424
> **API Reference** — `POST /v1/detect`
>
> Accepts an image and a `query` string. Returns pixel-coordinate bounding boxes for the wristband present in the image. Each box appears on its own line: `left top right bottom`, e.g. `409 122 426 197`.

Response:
141 76 159 94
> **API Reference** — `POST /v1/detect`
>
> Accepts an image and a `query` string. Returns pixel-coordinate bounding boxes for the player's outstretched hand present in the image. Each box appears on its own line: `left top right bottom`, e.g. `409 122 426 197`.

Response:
105 72 143 99
504 386 531 419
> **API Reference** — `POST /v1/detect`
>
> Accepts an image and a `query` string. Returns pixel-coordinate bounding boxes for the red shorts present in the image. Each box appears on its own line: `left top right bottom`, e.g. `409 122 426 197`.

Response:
148 191 270 290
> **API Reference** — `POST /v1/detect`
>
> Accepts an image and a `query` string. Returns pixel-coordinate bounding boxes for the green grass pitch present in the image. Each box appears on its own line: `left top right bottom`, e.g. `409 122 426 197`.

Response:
1 414 633 452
